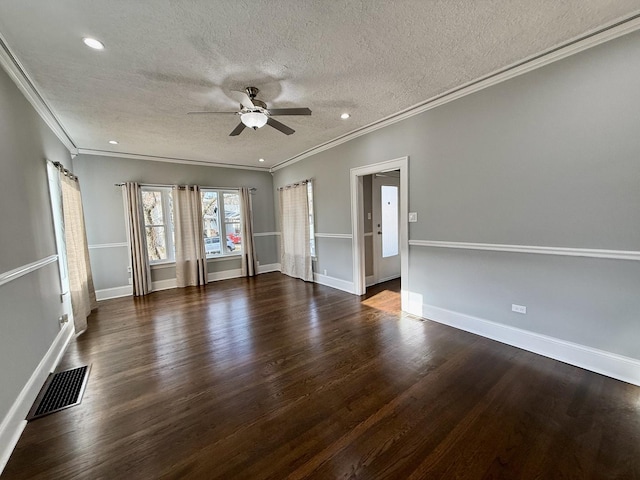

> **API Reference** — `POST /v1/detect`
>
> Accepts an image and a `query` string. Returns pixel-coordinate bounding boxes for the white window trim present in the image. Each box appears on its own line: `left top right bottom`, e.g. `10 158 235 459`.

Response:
201 188 243 259
141 186 175 264
308 181 316 258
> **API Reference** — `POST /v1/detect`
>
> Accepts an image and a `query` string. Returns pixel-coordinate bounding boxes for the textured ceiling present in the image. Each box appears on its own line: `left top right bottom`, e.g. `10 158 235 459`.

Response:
0 1 639 169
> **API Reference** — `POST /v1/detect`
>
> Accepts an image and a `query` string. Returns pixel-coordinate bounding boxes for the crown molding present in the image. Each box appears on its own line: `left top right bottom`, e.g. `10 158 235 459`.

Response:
3 12 639 172
0 32 77 154
76 149 270 172
271 13 640 172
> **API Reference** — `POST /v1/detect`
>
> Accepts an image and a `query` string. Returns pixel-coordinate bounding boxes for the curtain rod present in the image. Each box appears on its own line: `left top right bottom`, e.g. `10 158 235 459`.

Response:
114 182 256 192
51 161 78 180
277 178 311 191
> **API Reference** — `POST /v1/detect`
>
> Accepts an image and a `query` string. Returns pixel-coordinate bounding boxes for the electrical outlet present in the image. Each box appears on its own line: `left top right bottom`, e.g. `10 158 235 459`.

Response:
512 304 527 314
367 212 371 220
58 314 69 327
323 269 327 276
408 212 418 222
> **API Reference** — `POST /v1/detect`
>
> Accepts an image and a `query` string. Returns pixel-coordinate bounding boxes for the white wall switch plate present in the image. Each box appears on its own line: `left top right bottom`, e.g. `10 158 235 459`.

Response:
512 304 527 314
408 212 418 222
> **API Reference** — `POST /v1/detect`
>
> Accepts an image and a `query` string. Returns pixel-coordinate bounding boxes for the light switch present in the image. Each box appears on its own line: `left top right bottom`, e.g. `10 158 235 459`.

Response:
408 212 418 222
367 212 371 220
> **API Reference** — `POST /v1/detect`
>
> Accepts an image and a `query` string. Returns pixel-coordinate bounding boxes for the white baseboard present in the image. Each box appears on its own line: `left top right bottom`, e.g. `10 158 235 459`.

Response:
408 302 640 386
0 321 74 474
257 263 281 274
99 264 283 298
96 285 133 301
313 272 355 294
379 274 401 283
152 278 177 291
208 269 242 282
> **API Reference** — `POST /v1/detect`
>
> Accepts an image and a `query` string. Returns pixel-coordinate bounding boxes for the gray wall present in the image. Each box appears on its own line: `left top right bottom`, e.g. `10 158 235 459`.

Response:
273 30 640 359
72 154 278 291
0 66 72 423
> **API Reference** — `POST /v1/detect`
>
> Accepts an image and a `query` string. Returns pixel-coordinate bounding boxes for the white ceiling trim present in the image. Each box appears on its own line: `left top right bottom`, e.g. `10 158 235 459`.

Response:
76 149 270 172
0 32 77 154
271 13 640 172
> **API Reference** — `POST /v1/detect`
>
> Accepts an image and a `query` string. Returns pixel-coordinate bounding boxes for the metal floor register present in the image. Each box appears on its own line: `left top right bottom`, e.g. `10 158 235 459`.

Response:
27 365 91 420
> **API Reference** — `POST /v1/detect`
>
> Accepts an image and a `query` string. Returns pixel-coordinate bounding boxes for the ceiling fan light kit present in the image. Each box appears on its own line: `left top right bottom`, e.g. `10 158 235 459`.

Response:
188 87 311 136
241 111 268 129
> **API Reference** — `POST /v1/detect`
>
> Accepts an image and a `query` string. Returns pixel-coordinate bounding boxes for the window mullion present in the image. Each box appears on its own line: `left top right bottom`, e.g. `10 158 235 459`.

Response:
163 190 175 261
219 190 227 256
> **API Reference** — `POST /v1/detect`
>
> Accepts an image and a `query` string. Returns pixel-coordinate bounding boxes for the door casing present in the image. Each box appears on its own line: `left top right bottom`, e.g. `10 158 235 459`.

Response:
350 156 408 309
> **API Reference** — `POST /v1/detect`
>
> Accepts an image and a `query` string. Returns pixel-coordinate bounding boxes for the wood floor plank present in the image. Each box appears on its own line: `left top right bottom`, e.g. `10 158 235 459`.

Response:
3 273 639 479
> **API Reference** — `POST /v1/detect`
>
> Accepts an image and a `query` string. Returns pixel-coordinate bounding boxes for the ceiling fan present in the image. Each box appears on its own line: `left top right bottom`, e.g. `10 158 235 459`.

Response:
188 87 311 136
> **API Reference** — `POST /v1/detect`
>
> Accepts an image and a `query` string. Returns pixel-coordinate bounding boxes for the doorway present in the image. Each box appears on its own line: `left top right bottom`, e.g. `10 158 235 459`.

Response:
350 157 408 310
371 171 401 284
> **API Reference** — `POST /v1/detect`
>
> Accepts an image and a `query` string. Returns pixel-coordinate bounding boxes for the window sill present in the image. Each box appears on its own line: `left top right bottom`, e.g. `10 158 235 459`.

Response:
206 254 242 262
150 254 242 268
150 261 175 269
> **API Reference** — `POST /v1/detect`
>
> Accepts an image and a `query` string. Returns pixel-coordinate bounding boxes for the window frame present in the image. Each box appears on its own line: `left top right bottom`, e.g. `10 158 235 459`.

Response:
307 181 316 258
141 186 175 264
201 188 243 259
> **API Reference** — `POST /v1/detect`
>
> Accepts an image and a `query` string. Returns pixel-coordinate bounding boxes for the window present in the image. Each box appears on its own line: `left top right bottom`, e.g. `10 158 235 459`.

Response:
307 181 316 257
141 187 174 263
201 189 242 258
140 186 242 262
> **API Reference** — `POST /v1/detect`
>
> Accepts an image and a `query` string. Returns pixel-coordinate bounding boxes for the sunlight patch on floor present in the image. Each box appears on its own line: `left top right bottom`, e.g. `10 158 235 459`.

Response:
361 289 400 314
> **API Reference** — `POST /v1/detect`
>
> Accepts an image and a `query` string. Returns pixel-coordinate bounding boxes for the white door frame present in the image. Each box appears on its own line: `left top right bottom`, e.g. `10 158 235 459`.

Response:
350 156 408 308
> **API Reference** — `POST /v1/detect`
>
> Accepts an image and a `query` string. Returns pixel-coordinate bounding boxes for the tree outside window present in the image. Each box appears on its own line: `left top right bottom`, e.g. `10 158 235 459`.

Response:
141 188 174 262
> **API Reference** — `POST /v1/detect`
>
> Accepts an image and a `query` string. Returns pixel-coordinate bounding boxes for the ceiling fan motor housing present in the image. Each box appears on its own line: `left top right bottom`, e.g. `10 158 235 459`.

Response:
245 86 260 99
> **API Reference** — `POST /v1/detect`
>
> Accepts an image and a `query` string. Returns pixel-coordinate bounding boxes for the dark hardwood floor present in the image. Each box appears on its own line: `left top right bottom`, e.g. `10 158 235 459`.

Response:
3 273 639 479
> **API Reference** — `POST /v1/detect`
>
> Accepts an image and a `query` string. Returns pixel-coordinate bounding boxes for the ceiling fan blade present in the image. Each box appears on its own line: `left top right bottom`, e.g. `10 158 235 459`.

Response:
267 117 295 135
187 111 238 115
230 90 255 109
229 122 246 136
268 108 312 116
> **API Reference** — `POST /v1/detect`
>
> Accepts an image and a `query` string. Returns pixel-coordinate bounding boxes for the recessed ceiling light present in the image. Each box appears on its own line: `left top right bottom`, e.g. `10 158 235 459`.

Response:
108 140 118 145
83 37 105 50
258 158 265 162
341 113 350 119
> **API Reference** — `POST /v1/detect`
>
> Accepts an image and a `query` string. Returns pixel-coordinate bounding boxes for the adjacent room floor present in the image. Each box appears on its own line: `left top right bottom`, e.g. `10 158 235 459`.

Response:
3 273 639 479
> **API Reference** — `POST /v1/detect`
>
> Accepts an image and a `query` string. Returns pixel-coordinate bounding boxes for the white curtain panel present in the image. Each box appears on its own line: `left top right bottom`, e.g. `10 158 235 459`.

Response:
240 187 257 277
122 183 152 296
279 183 312 281
174 186 208 287
60 173 97 333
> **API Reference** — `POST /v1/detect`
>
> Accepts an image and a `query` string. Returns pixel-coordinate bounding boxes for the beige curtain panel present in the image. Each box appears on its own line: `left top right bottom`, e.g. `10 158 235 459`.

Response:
122 182 152 296
174 185 208 287
60 173 97 333
279 182 313 281
240 187 257 277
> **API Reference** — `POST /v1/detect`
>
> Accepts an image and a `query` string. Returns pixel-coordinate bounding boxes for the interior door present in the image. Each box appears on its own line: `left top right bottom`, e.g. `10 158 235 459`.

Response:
372 172 401 284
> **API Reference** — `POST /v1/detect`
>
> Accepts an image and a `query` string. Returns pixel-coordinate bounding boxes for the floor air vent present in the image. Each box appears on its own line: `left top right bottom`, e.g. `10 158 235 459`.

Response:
27 365 91 420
